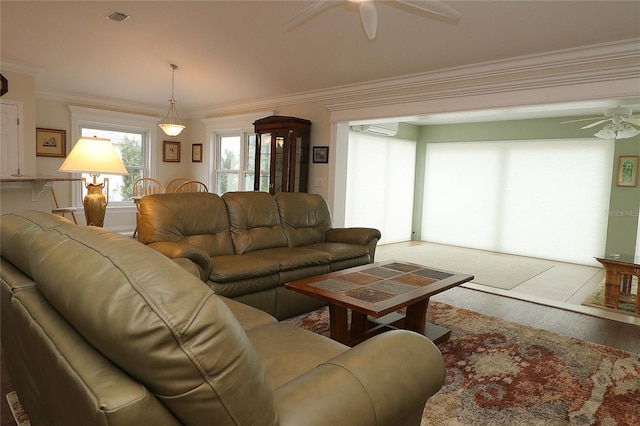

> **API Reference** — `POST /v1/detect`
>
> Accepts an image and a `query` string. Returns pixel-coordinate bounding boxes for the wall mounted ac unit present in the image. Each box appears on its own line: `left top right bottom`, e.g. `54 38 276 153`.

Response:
351 122 399 136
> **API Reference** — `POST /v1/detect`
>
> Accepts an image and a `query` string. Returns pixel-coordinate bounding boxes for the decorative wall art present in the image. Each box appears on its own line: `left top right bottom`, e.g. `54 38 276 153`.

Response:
192 144 203 162
36 128 66 157
0 73 7 97
163 141 181 162
617 155 638 187
313 146 329 163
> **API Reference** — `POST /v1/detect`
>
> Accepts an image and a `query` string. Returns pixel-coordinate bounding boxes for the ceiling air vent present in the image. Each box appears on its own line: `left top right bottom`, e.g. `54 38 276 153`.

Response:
106 11 130 22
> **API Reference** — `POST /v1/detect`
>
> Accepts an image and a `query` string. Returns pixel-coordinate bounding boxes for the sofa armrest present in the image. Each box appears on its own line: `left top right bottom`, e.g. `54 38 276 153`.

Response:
273 330 445 426
147 242 212 281
326 227 381 262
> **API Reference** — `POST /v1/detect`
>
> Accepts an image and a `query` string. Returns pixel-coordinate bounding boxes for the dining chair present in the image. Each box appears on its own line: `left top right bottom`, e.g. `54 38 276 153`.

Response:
132 178 164 237
174 180 209 193
51 187 78 224
132 178 165 197
166 177 190 193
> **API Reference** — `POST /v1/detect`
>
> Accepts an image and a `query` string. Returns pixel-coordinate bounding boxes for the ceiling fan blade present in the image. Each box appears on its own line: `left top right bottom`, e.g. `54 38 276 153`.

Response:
581 119 611 129
397 0 461 20
284 0 331 28
359 2 378 40
560 117 602 124
624 116 640 126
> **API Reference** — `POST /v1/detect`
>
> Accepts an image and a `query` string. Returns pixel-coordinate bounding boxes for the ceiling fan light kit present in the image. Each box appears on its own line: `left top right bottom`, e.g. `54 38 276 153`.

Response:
563 107 640 140
594 122 640 140
159 64 185 137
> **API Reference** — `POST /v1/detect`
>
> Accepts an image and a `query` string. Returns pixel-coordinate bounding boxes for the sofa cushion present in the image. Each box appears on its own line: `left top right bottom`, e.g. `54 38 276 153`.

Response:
138 192 235 257
209 253 280 282
303 242 369 261
29 225 276 426
246 322 347 390
275 192 332 246
247 247 331 271
222 191 288 253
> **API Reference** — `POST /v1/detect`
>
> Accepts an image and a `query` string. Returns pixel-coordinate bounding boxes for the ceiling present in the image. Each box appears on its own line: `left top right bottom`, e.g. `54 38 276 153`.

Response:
2 1 640 122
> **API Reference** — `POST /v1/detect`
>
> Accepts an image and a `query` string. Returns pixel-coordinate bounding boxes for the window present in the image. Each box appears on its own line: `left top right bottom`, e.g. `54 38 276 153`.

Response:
70 106 156 205
215 132 257 194
421 139 614 266
345 131 417 244
80 127 144 202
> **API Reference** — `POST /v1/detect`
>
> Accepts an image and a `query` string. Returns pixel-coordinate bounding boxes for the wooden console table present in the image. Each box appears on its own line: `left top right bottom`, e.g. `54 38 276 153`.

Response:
595 255 640 314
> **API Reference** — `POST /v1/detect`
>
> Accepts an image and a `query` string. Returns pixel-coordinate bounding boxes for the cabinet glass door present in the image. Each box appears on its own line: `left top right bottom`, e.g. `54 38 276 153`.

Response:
292 133 309 192
273 132 287 194
255 132 272 192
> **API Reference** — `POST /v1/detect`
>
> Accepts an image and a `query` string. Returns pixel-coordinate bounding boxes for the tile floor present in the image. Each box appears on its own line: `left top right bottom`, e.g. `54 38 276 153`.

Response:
377 241 640 326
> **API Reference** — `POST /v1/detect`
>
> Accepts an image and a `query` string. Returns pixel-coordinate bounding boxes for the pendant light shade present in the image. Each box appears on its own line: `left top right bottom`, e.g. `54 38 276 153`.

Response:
159 64 185 137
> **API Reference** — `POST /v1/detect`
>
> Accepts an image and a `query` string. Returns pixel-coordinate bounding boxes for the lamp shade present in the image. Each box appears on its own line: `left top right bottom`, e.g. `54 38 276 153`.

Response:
58 137 129 175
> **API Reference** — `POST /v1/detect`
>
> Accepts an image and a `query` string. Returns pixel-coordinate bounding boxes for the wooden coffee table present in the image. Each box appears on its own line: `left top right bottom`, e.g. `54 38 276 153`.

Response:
285 260 473 346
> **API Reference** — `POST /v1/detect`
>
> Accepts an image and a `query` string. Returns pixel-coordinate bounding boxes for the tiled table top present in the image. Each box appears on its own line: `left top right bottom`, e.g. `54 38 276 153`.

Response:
286 260 474 317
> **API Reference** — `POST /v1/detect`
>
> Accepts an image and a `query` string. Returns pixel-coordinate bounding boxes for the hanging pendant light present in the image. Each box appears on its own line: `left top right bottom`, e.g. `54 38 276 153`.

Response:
159 64 185 137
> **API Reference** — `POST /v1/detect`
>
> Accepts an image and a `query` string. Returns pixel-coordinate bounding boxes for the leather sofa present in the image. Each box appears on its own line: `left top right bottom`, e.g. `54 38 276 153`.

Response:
1 210 446 425
136 191 381 319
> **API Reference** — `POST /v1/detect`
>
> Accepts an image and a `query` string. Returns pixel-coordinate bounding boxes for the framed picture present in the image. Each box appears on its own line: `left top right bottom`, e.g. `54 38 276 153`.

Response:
192 143 203 162
313 146 329 164
617 155 639 187
36 128 66 157
0 73 7 97
163 141 181 162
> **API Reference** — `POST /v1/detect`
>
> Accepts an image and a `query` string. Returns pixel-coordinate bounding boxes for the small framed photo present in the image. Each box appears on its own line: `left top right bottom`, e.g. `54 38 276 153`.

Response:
192 143 203 162
313 146 329 164
36 128 66 157
617 155 639 187
163 141 181 162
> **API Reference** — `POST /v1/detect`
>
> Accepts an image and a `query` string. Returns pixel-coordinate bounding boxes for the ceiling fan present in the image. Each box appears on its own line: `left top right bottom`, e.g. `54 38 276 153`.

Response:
284 0 461 40
562 107 640 139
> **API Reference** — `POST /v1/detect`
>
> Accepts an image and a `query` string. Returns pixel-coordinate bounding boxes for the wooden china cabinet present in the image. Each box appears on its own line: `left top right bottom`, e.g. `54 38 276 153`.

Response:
253 115 311 194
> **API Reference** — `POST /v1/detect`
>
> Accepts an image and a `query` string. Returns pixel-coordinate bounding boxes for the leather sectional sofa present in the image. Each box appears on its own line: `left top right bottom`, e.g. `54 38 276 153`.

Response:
136 191 381 319
1 210 446 425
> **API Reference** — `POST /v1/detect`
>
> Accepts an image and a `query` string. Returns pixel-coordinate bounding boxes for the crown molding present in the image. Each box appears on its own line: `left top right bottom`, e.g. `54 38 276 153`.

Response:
24 38 640 119
39 89 165 117
0 60 42 76
200 38 640 117
202 110 276 131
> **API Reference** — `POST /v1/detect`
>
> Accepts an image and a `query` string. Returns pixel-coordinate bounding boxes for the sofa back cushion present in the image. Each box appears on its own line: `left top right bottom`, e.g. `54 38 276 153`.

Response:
138 192 235 256
0 211 75 278
275 192 332 247
222 191 288 254
29 225 277 425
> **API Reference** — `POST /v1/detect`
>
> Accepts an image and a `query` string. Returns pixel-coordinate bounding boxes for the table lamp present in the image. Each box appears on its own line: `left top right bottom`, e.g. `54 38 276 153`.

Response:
58 136 129 227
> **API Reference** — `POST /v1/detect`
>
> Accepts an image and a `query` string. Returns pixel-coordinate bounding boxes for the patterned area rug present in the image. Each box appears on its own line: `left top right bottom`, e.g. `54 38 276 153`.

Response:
284 302 640 425
5 391 30 426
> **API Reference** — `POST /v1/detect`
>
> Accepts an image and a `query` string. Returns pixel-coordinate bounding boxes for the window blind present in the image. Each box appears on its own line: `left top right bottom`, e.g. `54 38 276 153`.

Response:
345 132 416 244
422 139 614 265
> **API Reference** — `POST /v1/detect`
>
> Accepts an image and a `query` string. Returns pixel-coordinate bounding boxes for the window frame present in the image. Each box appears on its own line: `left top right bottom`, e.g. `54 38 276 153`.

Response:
69 105 158 208
214 130 257 193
